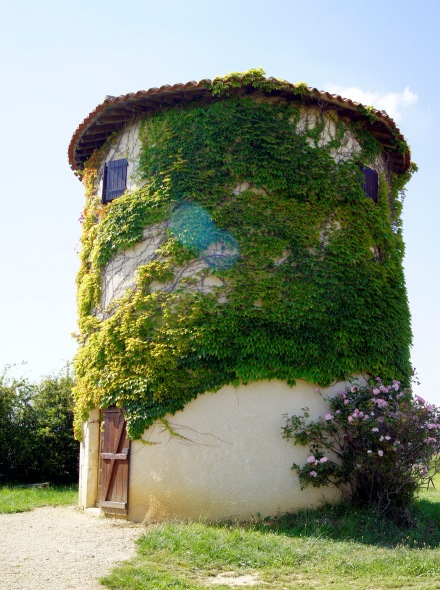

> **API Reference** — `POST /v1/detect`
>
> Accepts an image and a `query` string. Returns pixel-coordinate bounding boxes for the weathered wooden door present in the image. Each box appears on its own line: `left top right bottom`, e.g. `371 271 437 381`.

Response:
99 408 130 515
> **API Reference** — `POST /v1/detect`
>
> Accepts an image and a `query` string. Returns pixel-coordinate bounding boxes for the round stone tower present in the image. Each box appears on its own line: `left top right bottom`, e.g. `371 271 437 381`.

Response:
69 70 413 522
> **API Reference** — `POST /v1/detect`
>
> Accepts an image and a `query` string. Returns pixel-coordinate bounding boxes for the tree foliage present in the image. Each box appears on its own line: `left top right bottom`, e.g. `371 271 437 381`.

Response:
0 366 78 484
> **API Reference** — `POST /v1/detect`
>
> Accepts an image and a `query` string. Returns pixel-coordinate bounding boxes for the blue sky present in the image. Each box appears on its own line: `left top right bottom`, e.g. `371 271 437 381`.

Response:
1 0 439 402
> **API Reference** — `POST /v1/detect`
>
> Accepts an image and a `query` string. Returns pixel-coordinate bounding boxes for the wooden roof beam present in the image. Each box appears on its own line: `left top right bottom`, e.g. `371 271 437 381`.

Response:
78 135 114 146
95 117 134 125
82 124 122 136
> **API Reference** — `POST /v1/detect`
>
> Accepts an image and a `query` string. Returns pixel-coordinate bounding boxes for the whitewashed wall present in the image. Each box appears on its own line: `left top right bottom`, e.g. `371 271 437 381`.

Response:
128 379 345 523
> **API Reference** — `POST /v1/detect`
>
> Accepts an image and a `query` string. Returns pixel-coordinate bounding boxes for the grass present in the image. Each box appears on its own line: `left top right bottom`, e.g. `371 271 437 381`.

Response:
0 484 78 513
101 476 440 590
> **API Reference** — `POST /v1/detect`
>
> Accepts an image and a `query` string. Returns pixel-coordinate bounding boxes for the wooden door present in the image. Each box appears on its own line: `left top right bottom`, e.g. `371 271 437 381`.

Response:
100 408 130 515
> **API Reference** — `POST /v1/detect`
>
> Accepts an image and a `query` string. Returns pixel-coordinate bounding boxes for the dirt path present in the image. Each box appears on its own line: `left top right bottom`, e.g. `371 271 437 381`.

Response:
0 506 142 590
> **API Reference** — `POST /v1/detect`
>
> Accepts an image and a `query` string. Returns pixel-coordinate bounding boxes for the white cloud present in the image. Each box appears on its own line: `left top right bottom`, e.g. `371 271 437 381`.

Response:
324 84 418 122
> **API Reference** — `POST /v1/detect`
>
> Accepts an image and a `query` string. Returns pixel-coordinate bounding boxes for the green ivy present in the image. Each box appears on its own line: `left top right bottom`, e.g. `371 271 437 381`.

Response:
74 88 414 439
210 67 309 97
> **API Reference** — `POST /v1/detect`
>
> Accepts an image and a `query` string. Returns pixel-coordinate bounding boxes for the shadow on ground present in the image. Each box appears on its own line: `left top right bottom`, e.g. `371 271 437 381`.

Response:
247 498 440 549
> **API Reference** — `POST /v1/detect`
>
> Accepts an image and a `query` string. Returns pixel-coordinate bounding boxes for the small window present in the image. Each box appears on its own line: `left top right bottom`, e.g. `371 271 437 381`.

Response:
360 166 378 203
102 158 128 204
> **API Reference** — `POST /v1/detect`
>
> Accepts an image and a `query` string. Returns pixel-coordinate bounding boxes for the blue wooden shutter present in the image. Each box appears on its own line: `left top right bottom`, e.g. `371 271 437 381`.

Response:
361 166 378 203
103 158 128 203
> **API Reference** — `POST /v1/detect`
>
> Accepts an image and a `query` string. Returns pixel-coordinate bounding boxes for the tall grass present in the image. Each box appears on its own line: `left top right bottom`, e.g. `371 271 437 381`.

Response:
0 484 78 513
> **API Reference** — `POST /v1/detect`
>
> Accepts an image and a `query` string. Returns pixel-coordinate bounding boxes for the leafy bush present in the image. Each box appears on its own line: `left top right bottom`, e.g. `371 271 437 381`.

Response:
33 368 79 483
0 366 78 484
0 372 37 483
282 378 440 514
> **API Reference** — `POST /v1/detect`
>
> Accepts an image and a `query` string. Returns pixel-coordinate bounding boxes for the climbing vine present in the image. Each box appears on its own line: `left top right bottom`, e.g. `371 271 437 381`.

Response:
209 67 309 97
73 72 414 439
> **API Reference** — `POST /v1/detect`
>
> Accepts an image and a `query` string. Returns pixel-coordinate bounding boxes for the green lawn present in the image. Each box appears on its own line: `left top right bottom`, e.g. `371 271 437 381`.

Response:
0 484 78 513
2 479 439 589
102 477 440 590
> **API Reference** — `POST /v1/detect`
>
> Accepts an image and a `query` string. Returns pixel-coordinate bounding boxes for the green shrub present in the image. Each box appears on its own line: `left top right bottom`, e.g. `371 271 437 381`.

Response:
283 378 440 514
0 366 78 484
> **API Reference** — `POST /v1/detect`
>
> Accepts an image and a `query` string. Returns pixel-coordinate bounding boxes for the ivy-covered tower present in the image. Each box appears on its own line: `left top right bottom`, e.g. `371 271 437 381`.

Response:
69 70 413 522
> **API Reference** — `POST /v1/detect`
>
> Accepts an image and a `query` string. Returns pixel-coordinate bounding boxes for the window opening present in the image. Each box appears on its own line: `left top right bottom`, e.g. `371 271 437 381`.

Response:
102 158 128 204
360 166 378 203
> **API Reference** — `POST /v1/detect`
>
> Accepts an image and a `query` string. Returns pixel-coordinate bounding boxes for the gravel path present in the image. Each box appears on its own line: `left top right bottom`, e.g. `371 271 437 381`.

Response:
0 506 142 590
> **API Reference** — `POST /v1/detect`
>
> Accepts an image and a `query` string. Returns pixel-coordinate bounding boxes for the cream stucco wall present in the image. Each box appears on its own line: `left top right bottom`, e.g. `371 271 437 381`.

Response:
78 379 349 521
78 409 100 509
125 379 347 523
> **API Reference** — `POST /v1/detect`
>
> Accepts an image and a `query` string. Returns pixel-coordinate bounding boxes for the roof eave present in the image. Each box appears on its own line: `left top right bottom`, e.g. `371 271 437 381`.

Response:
68 78 411 176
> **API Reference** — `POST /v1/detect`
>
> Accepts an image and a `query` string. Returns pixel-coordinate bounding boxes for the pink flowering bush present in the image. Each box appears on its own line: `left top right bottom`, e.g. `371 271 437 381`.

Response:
282 379 440 513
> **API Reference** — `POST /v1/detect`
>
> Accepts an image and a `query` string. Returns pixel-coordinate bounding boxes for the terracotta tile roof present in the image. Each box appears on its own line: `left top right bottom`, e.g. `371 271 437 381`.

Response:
68 77 410 177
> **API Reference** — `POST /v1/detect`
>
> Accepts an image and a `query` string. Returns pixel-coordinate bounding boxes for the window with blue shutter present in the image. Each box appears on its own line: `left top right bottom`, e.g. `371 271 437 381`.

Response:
360 166 378 203
102 158 128 204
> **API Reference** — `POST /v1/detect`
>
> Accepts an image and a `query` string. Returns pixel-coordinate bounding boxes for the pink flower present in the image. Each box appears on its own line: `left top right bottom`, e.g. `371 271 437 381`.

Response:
416 396 426 405
310 471 318 477
344 399 349 405
348 416 354 423
393 380 400 391
378 450 384 457
350 386 357 393
323 413 334 421
320 457 329 463
373 398 388 408
375 377 382 382
371 428 379 432
380 385 389 393
373 388 380 395
335 410 341 414
367 450 372 454
385 436 391 441
307 455 316 463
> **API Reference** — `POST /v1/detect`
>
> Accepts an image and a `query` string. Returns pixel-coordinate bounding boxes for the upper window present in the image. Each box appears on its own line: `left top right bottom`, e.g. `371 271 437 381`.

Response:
102 158 128 204
360 166 378 203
